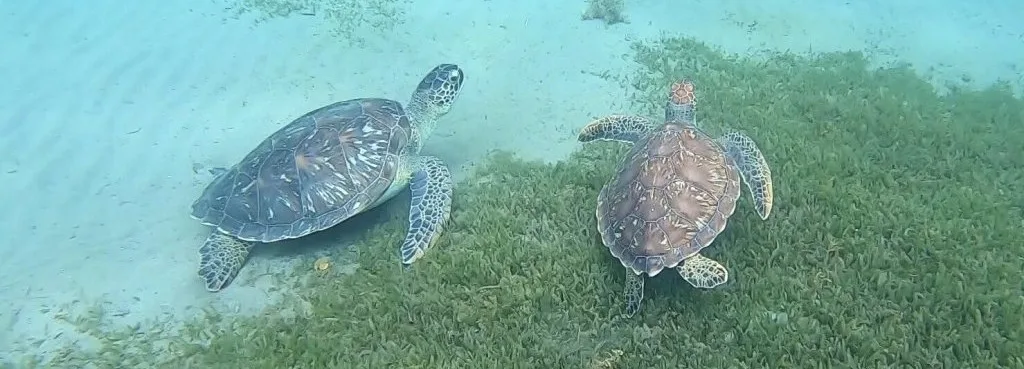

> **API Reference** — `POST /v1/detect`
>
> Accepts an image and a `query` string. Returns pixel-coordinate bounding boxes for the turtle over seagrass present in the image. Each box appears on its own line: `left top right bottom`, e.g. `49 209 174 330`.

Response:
189 64 465 292
578 79 774 317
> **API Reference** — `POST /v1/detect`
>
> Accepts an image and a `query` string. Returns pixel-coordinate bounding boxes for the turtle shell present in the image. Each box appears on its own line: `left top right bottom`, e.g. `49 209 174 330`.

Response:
190 98 410 243
596 123 741 277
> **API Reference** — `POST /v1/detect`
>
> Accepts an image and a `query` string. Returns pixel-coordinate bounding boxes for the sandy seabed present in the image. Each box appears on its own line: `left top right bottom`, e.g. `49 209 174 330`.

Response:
0 0 1020 358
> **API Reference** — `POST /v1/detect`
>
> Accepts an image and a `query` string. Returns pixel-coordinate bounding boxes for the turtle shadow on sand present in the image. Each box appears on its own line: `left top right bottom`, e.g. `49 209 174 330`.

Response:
247 200 394 259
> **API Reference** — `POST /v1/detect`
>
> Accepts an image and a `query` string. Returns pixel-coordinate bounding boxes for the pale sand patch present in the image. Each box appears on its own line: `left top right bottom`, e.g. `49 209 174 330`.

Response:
0 0 1019 360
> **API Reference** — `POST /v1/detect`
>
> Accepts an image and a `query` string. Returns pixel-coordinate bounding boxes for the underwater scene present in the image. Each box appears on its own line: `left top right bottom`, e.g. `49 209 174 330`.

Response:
1 0 1022 368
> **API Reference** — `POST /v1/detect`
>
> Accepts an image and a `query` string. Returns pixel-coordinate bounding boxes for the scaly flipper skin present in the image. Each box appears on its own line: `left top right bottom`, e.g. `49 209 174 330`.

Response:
717 131 774 220
400 155 453 264
625 269 644 317
678 253 729 289
198 232 256 292
578 115 659 144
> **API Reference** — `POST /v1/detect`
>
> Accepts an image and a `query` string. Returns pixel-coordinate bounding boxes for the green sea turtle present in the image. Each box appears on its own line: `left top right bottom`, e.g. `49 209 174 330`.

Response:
190 63 465 292
578 79 774 317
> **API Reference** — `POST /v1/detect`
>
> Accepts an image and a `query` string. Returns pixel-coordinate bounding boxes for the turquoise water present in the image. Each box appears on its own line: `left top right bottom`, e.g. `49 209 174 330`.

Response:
1 0 1022 366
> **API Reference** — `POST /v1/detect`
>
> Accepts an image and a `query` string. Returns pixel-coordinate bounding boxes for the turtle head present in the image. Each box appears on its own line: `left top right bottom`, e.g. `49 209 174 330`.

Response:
409 64 464 121
406 64 464 148
665 80 697 127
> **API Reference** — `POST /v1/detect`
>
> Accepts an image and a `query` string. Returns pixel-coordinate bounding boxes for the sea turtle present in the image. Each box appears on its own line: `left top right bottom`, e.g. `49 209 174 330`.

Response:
190 63 465 292
578 79 774 317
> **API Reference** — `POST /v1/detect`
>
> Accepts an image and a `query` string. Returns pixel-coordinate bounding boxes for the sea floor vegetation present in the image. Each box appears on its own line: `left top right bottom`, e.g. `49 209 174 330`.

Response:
223 0 410 45
8 36 1023 368
582 0 627 25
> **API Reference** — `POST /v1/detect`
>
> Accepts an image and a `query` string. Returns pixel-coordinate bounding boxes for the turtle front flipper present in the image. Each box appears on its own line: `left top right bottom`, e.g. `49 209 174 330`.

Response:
678 253 728 289
198 232 255 292
625 269 645 317
400 156 453 265
578 115 659 144
718 131 774 220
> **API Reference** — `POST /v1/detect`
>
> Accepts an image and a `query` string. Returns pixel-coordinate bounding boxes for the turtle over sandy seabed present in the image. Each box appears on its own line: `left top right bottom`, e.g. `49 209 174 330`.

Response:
578 79 774 317
189 64 465 292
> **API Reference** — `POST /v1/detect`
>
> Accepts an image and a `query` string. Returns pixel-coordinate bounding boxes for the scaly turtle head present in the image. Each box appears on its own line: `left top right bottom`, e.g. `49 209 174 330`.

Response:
407 64 465 149
664 80 697 127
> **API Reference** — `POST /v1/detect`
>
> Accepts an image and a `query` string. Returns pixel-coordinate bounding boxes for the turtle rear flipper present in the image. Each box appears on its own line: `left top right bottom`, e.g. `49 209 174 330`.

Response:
198 232 255 292
625 269 644 317
678 253 728 289
399 156 453 265
718 131 774 220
